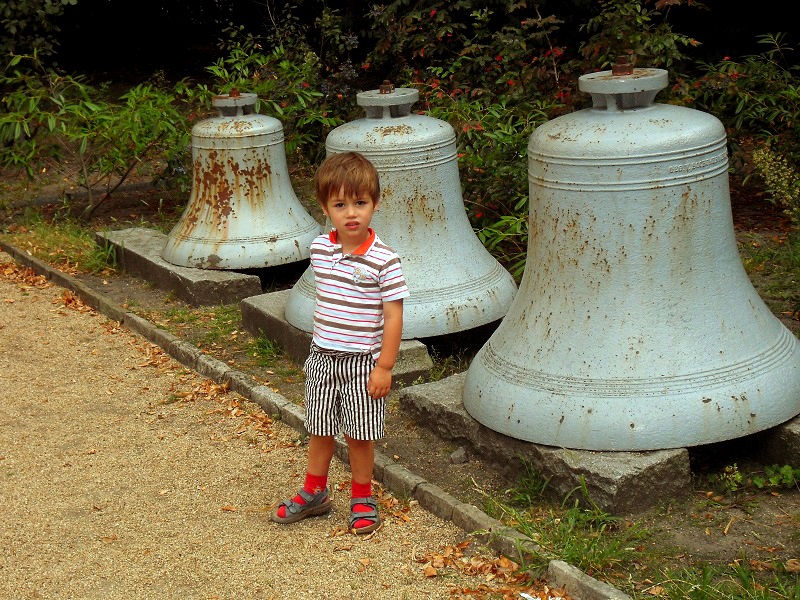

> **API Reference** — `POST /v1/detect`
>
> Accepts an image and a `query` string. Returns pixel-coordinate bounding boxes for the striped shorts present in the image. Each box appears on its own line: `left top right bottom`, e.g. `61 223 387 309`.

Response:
303 344 386 440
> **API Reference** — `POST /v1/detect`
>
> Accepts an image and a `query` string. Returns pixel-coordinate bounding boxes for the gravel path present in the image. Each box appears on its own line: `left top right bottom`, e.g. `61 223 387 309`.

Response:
0 258 539 599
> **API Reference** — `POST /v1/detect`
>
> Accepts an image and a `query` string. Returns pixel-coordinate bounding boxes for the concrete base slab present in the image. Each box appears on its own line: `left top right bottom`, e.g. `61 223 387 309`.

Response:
400 372 692 515
241 289 434 385
96 227 263 306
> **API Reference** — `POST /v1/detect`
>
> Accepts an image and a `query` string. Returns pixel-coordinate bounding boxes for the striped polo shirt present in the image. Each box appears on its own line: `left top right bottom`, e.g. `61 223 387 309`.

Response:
310 228 409 358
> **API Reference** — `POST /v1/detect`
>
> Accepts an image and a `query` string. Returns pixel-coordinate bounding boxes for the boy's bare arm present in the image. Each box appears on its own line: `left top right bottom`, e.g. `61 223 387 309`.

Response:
368 299 404 399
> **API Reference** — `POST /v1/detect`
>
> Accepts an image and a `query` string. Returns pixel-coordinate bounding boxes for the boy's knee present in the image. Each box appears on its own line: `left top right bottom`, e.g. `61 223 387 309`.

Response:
344 435 373 449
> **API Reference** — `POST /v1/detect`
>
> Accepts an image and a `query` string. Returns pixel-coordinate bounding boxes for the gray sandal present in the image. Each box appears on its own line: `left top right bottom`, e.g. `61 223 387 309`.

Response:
271 488 331 524
349 496 382 534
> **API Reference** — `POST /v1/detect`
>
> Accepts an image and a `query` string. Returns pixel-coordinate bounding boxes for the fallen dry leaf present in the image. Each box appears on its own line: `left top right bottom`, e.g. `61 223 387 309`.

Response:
785 558 800 572
749 559 774 571
392 510 411 523
333 544 353 552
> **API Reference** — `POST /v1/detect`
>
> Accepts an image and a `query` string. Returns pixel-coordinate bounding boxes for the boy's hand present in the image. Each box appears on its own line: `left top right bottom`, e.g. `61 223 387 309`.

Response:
368 365 392 399
369 299 402 399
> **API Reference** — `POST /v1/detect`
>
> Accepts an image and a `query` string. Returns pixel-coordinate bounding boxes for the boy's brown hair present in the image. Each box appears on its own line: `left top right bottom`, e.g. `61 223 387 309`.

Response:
314 151 380 206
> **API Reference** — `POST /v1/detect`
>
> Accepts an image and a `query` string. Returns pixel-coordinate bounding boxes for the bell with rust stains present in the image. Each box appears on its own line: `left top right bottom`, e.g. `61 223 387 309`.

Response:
463 67 800 451
161 92 322 270
284 84 518 338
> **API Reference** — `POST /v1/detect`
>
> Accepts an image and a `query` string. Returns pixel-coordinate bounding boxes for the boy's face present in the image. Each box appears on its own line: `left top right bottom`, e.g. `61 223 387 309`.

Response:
322 186 379 250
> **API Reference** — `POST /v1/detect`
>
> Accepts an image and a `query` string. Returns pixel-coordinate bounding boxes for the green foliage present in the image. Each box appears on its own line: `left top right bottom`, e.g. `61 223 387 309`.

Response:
0 0 77 58
425 348 472 382
504 460 549 507
199 304 242 346
752 464 800 490
655 560 800 599
673 33 800 203
676 34 800 145
487 478 645 574
710 463 744 494
0 53 190 221
751 144 800 226
579 0 702 70
704 461 800 495
196 44 345 163
367 1 569 98
215 0 362 144
158 304 241 349
314 4 360 62
410 78 552 278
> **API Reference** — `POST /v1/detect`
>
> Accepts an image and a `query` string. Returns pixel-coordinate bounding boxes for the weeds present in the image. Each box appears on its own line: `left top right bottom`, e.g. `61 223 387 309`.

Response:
752 464 800 490
483 466 800 598
654 560 800 599
503 459 550 507
425 348 472 383
250 336 282 367
711 463 745 494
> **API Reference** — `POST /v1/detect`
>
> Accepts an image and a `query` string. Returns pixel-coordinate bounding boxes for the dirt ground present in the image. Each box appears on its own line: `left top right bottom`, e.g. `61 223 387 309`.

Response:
4 178 800 594
1 263 573 599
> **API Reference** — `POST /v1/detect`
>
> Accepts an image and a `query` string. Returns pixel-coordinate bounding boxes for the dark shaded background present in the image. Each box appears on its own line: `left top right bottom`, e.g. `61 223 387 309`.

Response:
52 0 795 83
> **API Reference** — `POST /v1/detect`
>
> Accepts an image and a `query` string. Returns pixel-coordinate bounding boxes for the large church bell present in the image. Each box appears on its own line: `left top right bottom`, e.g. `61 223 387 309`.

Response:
284 83 518 339
462 67 800 451
161 92 322 270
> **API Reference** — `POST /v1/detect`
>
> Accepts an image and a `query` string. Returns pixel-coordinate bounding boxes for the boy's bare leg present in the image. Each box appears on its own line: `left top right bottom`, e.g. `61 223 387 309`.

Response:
345 436 374 483
307 434 336 477
345 436 380 532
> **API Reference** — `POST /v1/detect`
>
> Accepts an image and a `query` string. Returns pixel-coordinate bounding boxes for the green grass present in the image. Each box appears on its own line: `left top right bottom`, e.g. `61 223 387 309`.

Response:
424 347 474 383
250 336 282 367
653 561 800 599
2 208 118 274
485 462 800 599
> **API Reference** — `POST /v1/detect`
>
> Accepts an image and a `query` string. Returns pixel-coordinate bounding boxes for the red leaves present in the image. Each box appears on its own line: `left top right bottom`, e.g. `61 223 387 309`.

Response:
0 260 51 289
170 378 276 443
58 288 92 313
417 540 574 599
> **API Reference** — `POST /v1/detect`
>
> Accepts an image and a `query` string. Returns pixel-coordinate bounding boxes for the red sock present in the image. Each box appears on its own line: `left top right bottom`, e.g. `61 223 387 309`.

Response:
351 480 374 530
276 472 327 518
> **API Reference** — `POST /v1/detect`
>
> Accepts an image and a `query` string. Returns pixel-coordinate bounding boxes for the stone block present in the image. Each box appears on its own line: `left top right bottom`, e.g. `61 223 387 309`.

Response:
400 372 692 515
96 228 263 306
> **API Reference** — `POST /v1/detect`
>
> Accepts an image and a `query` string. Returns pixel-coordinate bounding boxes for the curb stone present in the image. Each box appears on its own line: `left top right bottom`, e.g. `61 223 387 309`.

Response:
0 240 632 600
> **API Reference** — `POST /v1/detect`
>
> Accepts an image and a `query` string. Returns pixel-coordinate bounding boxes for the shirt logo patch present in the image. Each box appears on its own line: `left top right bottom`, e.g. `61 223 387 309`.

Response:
352 267 369 283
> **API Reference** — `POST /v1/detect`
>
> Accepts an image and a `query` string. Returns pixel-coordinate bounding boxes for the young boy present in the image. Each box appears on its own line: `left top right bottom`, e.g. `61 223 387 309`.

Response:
271 151 408 534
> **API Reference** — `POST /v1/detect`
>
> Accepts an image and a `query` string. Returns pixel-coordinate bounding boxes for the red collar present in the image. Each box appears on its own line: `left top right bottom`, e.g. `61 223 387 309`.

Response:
328 228 375 255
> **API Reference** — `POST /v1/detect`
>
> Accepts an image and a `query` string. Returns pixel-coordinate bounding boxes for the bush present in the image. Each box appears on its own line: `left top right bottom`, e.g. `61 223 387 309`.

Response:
0 0 76 58
673 33 800 226
192 43 346 164
0 53 190 220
